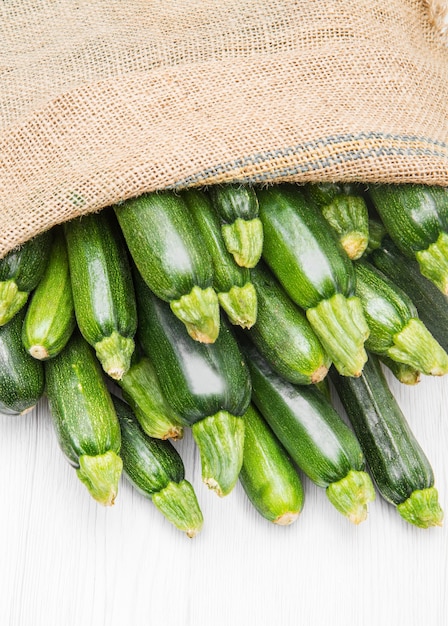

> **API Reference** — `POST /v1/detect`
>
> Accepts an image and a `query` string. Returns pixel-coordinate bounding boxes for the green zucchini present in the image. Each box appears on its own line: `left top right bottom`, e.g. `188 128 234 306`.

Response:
368 183 448 294
304 184 369 260
331 353 444 528
114 191 220 343
364 218 387 256
378 355 421 386
369 236 448 353
45 332 123 506
118 353 184 441
208 184 263 268
64 210 137 380
22 229 76 360
256 184 369 377
134 268 251 497
0 230 53 326
112 395 203 537
0 309 45 415
354 260 448 376
242 340 375 524
239 403 304 525
182 188 257 329
246 262 331 385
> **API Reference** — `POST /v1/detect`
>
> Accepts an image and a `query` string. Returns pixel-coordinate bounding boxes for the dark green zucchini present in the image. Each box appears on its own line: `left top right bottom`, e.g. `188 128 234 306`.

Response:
114 191 220 343
239 403 304 525
182 188 257 329
0 230 53 326
134 268 251 497
354 260 448 376
304 184 369 260
242 340 375 524
112 395 203 537
331 353 444 528
64 210 137 380
256 184 369 377
118 353 184 441
246 262 331 384
368 183 448 294
208 184 263 268
22 229 76 360
45 332 123 506
0 309 45 415
369 236 448 353
364 218 387 256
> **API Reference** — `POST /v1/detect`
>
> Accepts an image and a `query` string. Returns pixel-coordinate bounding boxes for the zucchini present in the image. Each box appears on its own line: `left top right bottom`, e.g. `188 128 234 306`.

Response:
0 230 53 326
378 355 421 386
256 184 369 377
112 395 203 537
239 403 304 525
0 309 45 415
134 268 251 497
242 340 375 524
182 188 257 329
114 191 220 343
354 260 448 376
246 262 331 384
369 236 448 353
118 353 184 441
208 184 263 268
45 332 123 506
364 218 387 256
22 229 76 360
368 183 448 294
304 184 369 260
304 182 362 207
64 210 137 380
331 353 444 528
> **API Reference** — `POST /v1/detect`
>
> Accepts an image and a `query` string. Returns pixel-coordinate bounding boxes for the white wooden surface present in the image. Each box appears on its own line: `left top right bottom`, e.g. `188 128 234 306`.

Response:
1 370 447 626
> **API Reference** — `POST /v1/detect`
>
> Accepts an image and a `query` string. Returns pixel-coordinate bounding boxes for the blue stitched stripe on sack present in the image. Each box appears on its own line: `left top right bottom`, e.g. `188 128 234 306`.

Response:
169 131 448 188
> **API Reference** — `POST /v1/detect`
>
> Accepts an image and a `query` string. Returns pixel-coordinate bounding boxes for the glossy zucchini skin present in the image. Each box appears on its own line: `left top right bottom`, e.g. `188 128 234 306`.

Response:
239 403 304 525
256 184 355 307
135 269 251 424
368 184 448 256
0 309 45 415
45 332 122 505
369 237 448 352
114 190 213 300
22 229 76 360
0 230 53 326
209 184 259 222
246 262 331 384
244 341 364 487
243 341 374 523
331 353 443 528
64 209 137 380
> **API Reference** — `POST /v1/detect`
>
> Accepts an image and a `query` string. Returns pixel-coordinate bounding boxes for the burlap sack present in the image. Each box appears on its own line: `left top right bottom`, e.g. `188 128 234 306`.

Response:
1 0 448 258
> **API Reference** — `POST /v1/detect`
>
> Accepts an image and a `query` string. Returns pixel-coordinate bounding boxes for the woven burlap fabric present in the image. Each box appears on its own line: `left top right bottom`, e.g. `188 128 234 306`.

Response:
1 1 448 258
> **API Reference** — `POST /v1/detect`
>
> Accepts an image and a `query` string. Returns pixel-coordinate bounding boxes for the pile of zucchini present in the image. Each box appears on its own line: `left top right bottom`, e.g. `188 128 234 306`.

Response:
1 180 447 535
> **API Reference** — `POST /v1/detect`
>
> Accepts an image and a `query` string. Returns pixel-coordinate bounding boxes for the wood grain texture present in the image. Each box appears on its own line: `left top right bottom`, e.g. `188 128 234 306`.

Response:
1 371 447 626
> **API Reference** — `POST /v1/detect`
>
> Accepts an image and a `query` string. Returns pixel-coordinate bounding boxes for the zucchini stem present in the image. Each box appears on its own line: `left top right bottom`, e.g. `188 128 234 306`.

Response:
326 469 376 524
416 231 448 295
396 487 444 528
218 282 258 329
388 318 448 376
151 479 204 538
94 331 135 381
221 218 263 269
0 280 28 326
170 285 220 344
306 294 369 377
76 450 123 506
192 411 245 497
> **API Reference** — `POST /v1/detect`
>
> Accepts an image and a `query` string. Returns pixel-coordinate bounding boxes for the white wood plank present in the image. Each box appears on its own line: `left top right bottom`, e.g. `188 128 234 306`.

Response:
0 373 447 626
